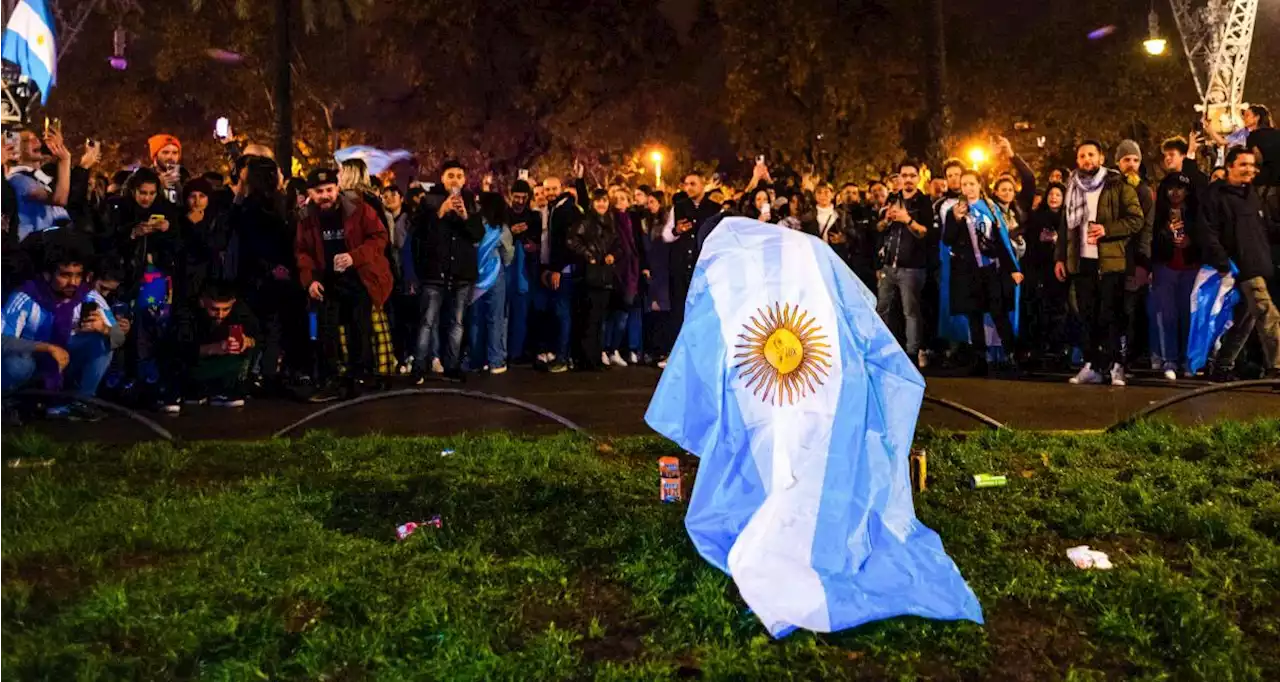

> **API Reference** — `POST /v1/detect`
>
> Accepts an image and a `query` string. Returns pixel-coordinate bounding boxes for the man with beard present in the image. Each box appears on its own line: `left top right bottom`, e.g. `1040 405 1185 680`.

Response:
1056 140 1145 387
1202 149 1279 382
2 234 114 422
544 175 584 373
875 160 933 368
147 134 185 205
661 171 722 334
505 179 543 364
296 168 394 401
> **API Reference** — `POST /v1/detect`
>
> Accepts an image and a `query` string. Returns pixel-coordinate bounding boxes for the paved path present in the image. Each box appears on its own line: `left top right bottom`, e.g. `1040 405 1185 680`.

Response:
16 366 1278 445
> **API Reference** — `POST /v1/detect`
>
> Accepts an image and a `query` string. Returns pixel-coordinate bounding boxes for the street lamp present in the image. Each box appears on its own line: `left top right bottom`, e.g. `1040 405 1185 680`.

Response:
651 150 664 189
967 146 987 170
1144 3 1167 56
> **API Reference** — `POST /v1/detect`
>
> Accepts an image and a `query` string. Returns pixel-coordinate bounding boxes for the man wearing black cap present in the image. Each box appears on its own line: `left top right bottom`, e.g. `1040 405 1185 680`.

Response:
506 179 543 363
408 160 483 382
295 168 394 401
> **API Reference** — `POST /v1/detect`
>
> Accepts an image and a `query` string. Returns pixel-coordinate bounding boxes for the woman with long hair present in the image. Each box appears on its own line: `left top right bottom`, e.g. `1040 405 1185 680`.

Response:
566 189 620 370
641 190 673 365
467 191 514 373
943 170 1023 375
602 189 646 366
740 187 777 223
1021 181 1070 367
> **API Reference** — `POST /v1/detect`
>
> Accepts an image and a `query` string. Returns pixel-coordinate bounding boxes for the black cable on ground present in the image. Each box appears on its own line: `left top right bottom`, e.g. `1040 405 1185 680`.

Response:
922 395 1006 430
272 388 594 440
1105 379 1280 433
15 389 178 443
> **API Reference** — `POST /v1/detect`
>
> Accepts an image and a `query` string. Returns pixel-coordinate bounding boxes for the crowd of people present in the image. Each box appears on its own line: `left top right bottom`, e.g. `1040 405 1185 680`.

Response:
3 103 1278 422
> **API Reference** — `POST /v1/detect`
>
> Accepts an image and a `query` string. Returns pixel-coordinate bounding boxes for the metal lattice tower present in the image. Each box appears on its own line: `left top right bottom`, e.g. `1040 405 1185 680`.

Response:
1170 0 1259 112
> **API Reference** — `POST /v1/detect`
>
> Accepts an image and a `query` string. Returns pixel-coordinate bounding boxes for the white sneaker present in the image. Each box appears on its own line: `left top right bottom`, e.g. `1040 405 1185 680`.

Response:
1110 364 1127 387
536 352 550 364
1069 363 1104 385
431 358 444 374
1162 364 1177 382
657 358 668 369
628 352 639 365
917 350 929 369
490 365 508 375
610 351 628 367
601 351 612 366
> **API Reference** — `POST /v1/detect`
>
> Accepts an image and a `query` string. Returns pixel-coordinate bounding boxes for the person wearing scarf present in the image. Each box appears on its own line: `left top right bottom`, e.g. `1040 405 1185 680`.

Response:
2 236 116 418
467 192 514 373
942 171 1023 376
1055 140 1145 387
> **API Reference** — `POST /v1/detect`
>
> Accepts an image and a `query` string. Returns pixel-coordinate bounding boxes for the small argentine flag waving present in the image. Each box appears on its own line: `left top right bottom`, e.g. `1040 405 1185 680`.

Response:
647 217 982 637
2 0 57 104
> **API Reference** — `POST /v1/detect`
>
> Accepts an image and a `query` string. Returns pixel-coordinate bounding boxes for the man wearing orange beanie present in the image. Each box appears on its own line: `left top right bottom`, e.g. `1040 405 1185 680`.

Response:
147 134 183 203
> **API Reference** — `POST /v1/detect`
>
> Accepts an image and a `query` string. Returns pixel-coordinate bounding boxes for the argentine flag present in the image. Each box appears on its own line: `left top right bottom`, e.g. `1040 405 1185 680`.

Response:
1186 264 1239 374
334 145 414 176
1 0 57 104
646 218 982 637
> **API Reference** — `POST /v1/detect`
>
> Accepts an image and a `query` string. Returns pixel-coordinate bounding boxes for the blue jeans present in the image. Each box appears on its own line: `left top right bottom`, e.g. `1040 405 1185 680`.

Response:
415 283 472 373
507 267 531 360
1148 264 1198 368
2 333 113 399
552 275 575 359
876 266 926 355
604 305 642 354
469 272 508 370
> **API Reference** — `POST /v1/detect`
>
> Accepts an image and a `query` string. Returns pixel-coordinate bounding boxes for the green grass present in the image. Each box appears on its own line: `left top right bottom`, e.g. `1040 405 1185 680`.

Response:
3 420 1279 681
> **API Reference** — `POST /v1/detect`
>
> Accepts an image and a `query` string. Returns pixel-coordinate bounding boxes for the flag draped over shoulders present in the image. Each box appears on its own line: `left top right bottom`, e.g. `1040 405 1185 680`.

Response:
646 217 983 637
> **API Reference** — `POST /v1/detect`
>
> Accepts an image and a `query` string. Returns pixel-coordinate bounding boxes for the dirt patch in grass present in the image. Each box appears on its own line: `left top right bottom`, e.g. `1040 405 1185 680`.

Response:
281 597 328 634
982 601 1129 681
3 549 179 597
518 573 652 664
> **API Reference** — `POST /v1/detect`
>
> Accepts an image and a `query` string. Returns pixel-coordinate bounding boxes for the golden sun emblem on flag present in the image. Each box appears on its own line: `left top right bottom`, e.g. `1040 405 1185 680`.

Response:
734 303 832 405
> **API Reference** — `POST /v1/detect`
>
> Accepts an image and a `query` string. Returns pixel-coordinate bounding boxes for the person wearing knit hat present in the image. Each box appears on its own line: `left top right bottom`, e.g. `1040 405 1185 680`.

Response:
148 134 184 204
148 134 181 166
1112 138 1155 375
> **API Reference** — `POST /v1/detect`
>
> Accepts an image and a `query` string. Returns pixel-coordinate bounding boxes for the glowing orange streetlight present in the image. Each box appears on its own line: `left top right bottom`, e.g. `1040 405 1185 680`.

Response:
650 150 664 188
967 146 987 170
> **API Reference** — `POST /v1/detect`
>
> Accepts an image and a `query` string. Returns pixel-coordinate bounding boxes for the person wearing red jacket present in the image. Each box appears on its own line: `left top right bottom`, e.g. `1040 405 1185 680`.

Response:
295 168 393 402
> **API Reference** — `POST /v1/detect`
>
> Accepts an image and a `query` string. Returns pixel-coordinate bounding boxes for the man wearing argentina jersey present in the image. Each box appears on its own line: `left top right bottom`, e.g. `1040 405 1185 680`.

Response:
2 235 115 422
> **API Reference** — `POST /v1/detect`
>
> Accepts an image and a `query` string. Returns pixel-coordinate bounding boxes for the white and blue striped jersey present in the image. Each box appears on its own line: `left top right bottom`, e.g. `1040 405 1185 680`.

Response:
2 289 116 344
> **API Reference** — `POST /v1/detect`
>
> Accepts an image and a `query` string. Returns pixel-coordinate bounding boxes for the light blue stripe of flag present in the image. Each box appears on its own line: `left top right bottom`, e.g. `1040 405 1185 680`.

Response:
1186 264 1239 374
2 0 57 104
646 218 983 637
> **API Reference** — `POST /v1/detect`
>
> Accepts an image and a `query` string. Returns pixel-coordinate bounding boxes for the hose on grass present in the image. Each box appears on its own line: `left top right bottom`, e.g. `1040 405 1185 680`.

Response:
1106 379 1280 433
272 388 594 440
15 389 178 443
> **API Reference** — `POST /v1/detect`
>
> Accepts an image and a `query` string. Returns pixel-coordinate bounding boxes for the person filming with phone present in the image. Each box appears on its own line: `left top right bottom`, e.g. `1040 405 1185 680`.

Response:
407 160 483 382
6 126 73 242
99 166 186 411
183 283 259 409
